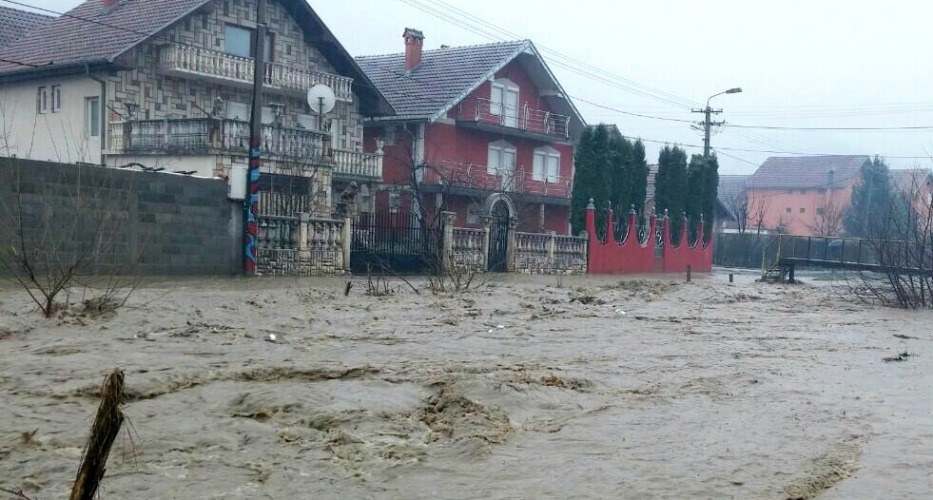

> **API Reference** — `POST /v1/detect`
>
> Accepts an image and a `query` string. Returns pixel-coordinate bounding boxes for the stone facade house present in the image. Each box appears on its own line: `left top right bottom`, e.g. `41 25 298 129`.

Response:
355 30 586 235
0 0 394 216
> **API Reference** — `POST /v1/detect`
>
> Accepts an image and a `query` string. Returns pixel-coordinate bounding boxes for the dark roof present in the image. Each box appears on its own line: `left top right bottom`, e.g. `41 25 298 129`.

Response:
748 155 870 190
0 0 393 116
0 6 52 49
356 39 585 135
717 174 749 220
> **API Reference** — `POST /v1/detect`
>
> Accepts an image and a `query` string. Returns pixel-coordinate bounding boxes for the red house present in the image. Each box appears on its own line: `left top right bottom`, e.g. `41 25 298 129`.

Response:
355 29 585 234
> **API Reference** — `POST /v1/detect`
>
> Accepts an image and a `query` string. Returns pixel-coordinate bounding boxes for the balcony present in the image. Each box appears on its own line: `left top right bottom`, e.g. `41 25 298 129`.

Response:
457 97 571 140
159 44 354 101
423 160 571 203
106 119 383 180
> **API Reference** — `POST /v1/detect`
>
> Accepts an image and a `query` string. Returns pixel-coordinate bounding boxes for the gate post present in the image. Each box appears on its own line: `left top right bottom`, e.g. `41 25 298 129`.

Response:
547 230 557 269
506 216 518 272
342 215 351 272
441 211 456 272
482 216 492 270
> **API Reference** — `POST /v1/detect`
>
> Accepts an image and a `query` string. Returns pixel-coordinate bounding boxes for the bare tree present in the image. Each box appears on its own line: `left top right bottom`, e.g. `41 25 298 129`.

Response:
723 189 749 234
748 194 770 235
807 197 845 237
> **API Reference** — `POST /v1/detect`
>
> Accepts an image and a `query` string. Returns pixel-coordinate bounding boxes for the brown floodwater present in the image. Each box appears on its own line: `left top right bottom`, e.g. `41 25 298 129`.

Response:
0 272 930 499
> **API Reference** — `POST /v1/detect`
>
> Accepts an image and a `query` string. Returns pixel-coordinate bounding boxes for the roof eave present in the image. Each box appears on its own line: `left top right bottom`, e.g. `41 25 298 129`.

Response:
0 60 115 83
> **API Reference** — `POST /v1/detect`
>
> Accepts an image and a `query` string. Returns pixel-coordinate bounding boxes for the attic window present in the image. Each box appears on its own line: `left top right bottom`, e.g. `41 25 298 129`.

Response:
224 24 273 61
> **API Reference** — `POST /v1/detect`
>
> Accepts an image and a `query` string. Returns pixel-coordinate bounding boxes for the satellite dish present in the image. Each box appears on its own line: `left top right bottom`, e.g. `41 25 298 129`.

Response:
307 84 336 114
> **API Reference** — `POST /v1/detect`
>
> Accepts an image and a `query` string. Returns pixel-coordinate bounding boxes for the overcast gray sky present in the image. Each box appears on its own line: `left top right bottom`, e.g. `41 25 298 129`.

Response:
28 0 933 173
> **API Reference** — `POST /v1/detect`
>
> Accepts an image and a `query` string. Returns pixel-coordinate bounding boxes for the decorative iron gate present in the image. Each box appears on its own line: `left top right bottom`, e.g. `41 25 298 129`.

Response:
487 201 510 272
350 210 441 274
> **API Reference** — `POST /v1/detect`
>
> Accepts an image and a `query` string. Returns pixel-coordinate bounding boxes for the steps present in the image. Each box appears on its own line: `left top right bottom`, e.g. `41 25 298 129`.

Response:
761 261 790 283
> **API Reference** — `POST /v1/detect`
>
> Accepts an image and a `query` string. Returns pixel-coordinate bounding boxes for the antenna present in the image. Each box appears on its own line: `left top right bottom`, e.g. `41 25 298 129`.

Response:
307 84 336 131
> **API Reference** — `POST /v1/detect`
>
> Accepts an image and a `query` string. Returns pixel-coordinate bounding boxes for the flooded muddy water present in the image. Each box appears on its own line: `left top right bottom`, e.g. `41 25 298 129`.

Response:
1 272 931 499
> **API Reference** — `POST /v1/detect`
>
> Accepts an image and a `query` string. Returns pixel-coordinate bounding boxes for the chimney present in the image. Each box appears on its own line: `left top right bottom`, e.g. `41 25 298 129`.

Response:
403 28 424 71
102 0 119 12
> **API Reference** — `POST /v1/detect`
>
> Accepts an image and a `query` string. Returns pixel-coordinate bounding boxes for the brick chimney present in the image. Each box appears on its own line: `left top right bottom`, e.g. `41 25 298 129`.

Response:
403 28 424 71
102 0 119 12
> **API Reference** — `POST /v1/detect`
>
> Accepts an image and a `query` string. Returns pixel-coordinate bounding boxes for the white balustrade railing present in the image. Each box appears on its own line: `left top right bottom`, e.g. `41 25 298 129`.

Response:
332 148 383 179
160 44 354 101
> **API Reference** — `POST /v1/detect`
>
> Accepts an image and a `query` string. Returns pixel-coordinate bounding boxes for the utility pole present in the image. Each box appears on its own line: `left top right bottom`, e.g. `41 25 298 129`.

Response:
692 105 724 158
244 0 266 276
693 87 742 158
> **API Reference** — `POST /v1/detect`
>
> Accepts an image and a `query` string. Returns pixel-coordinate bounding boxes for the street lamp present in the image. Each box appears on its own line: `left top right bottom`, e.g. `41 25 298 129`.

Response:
697 87 742 157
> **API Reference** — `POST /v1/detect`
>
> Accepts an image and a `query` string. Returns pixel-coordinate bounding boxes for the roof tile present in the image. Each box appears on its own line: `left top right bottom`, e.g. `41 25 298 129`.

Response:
0 5 52 49
748 155 870 190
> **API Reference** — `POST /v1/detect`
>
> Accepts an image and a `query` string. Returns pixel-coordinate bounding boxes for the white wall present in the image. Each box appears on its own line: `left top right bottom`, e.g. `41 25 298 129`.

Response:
0 75 104 164
104 154 215 177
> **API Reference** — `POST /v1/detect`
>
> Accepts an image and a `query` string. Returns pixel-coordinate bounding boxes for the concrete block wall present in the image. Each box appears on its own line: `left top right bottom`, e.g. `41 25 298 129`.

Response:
0 159 241 276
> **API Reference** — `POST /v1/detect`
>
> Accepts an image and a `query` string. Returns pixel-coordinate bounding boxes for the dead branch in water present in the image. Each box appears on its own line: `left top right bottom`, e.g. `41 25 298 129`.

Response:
0 487 34 500
70 369 125 500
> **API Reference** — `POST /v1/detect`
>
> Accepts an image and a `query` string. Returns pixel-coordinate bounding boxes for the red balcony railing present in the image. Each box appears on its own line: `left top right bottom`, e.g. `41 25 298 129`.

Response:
423 160 571 198
457 97 571 139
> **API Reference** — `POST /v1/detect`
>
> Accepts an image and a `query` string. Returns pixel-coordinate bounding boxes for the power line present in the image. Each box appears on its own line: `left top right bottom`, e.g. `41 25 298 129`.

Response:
394 0 698 109
724 122 933 132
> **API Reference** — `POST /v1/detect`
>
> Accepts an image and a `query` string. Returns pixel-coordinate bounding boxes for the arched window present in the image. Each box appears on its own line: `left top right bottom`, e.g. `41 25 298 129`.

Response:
533 145 560 182
487 140 516 176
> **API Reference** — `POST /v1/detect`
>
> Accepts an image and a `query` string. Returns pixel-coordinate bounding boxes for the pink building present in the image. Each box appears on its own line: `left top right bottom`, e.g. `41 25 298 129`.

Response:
745 155 870 236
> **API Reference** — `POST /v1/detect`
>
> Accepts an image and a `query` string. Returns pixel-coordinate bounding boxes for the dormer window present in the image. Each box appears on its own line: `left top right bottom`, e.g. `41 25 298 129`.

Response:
224 24 273 61
490 78 519 127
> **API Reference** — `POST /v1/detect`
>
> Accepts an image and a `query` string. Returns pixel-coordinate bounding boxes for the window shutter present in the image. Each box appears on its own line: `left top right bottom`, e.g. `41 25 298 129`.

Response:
487 144 499 175
490 84 503 116
547 154 560 181
533 152 545 181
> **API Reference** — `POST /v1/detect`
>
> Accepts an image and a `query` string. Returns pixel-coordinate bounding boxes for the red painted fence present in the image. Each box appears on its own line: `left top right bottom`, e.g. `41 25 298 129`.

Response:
585 201 713 274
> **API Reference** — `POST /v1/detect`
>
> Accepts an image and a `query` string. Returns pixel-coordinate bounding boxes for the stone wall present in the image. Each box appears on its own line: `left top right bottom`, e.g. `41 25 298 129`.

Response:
0 158 241 276
450 227 487 272
106 0 364 154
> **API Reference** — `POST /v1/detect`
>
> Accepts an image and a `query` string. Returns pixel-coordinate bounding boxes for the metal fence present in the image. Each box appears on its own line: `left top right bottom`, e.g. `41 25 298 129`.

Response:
350 210 442 274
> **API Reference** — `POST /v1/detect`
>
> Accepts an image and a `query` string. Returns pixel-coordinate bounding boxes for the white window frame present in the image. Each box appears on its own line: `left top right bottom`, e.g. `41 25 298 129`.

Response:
51 85 61 113
532 146 561 182
487 140 516 176
37 86 48 114
86 97 100 138
490 78 519 123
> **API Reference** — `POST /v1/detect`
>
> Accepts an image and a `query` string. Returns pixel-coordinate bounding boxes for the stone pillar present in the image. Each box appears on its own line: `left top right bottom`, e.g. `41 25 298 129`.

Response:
297 213 309 251
506 216 519 272
482 216 492 270
441 211 456 272
342 216 351 272
547 230 557 269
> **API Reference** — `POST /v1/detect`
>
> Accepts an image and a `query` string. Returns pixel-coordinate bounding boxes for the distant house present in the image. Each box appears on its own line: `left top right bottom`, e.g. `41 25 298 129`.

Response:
0 0 394 217
717 174 749 233
746 155 870 236
0 6 51 49
356 30 585 234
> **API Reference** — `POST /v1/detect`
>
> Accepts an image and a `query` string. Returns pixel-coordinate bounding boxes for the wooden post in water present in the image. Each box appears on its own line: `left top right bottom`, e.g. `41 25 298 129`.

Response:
687 265 692 282
729 273 734 283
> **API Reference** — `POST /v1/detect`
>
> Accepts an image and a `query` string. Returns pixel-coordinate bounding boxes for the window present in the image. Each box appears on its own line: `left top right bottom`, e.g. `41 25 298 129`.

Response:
224 24 273 61
800 207 806 214
490 78 519 127
36 86 48 114
487 141 516 176
533 146 560 182
785 207 792 213
86 97 100 137
51 85 61 113
816 207 825 216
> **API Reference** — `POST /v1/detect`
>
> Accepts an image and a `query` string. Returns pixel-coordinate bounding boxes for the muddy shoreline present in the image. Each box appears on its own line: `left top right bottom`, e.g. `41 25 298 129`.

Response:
1 273 930 499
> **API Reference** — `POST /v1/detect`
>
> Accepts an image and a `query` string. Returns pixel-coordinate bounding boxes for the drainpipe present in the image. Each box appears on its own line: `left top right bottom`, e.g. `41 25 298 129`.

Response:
86 64 106 166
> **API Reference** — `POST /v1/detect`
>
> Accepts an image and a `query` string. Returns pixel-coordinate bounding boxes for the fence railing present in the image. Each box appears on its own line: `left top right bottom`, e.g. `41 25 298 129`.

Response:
108 119 327 159
256 214 348 275
513 230 587 274
424 160 571 198
451 227 486 271
457 97 571 139
159 44 354 101
332 148 383 180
